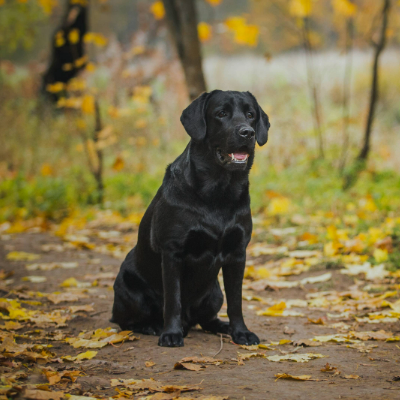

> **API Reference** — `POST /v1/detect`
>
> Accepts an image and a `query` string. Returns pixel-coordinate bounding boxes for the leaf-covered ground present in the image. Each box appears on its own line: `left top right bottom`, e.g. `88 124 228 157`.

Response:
1 205 400 400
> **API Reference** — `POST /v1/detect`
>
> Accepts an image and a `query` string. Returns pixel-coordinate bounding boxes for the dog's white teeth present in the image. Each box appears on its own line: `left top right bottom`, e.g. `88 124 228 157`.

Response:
231 154 235 161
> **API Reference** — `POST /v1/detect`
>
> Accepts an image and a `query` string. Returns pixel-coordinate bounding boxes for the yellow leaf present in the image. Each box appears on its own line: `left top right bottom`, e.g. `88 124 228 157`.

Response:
63 350 97 361
332 0 357 17
258 301 286 316
38 0 58 14
85 62 96 72
275 373 314 381
324 241 341 257
74 55 88 68
374 248 388 263
132 85 152 104
40 163 53 176
289 0 314 17
150 1 165 20
68 28 80 44
205 0 222 5
81 95 95 115
112 156 125 172
360 196 377 212
55 31 65 47
225 16 246 31
46 82 65 93
279 339 292 345
60 277 78 288
84 32 108 47
6 252 40 261
67 78 86 91
198 22 212 42
22 276 47 283
268 197 291 215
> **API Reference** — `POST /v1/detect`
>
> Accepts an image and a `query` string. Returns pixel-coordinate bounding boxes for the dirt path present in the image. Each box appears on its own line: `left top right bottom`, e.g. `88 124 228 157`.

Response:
1 229 400 400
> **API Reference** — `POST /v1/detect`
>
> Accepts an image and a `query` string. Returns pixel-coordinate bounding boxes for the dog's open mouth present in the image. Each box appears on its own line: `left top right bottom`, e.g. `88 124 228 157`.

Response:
216 149 249 165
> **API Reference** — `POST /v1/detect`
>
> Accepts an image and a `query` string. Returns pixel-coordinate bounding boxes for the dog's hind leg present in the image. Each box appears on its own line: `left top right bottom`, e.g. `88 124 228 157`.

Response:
194 280 230 335
111 249 163 335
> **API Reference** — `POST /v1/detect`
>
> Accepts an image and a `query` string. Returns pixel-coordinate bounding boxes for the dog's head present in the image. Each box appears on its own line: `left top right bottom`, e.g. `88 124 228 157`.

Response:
180 90 270 171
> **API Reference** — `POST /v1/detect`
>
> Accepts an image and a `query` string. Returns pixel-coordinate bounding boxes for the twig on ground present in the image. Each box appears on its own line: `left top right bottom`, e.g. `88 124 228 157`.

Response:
213 334 223 358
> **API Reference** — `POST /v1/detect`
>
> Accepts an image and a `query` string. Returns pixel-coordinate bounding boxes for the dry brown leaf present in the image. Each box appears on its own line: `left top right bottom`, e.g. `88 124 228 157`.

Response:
47 292 87 304
284 326 296 335
146 361 156 367
275 373 323 381
343 374 360 379
43 369 83 385
174 361 204 371
180 356 222 364
293 339 322 347
68 304 94 313
110 378 201 393
1 321 24 330
321 363 338 373
308 317 326 325
23 389 64 400
349 330 392 341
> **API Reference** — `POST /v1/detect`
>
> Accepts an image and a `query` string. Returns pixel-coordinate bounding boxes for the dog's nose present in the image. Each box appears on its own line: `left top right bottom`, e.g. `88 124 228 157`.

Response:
238 127 255 139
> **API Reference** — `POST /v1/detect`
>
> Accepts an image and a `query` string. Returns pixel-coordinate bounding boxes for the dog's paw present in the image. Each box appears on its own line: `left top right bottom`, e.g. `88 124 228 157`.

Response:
158 331 184 347
231 329 260 345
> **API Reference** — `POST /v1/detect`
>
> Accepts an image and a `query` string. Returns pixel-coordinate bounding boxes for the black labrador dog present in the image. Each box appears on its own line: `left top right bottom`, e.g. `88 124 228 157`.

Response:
111 90 270 347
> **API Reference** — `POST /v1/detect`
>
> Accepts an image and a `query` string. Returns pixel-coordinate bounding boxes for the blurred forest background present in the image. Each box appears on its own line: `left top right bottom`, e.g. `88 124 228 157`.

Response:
1 0 400 224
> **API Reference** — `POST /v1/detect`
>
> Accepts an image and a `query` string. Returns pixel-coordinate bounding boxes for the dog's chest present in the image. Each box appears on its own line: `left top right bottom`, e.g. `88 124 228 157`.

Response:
183 212 248 262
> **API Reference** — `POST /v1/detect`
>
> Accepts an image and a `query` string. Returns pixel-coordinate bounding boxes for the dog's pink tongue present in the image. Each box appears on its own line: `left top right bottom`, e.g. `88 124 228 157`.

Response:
232 153 248 160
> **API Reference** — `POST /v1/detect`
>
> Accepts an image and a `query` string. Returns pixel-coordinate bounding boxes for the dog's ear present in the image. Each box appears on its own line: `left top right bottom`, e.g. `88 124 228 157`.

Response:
180 92 210 141
247 92 270 146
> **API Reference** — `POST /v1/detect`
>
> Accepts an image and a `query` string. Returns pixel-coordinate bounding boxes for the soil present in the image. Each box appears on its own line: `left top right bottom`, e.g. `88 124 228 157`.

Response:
1 232 400 400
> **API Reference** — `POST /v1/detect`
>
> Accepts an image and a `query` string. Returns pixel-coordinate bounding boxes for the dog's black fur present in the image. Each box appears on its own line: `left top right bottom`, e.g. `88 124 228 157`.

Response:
111 90 270 347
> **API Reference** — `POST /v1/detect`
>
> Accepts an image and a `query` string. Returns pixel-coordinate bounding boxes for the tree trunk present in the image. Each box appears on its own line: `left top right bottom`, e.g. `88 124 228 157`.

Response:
162 0 207 100
358 0 390 162
41 0 88 102
343 0 390 189
92 100 104 205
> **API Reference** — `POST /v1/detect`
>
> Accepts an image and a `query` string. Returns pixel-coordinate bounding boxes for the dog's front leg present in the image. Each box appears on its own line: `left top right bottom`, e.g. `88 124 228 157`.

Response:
223 261 260 345
158 247 184 347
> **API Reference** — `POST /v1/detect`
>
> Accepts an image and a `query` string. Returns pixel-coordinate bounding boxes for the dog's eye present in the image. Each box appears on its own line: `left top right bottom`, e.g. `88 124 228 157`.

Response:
246 112 254 119
217 110 227 118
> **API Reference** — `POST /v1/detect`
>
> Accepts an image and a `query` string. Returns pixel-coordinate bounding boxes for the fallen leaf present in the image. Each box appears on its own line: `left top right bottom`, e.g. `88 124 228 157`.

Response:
174 362 204 371
308 317 326 325
62 350 97 361
321 363 338 373
68 305 94 313
293 339 322 347
42 369 83 385
267 353 327 363
47 292 88 304
343 374 360 379
146 361 156 367
349 330 393 341
275 373 322 381
26 262 78 271
22 276 47 283
23 389 64 400
179 356 222 364
7 252 40 261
